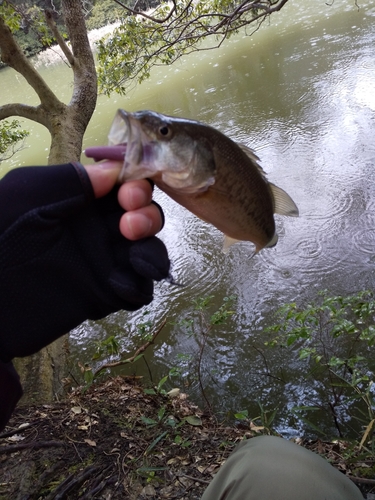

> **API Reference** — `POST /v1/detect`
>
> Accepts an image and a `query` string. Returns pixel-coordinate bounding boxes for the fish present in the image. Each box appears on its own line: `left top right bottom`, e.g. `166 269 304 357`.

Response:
86 109 299 253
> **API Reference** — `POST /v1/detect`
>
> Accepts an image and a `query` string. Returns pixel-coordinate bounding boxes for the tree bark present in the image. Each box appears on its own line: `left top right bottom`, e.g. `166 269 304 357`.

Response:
48 0 97 164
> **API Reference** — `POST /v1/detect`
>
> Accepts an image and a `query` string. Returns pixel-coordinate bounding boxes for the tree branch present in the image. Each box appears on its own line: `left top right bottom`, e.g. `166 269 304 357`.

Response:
0 103 49 127
99 0 291 94
93 319 166 378
61 0 97 116
113 0 177 24
0 16 62 112
0 440 65 454
44 9 74 66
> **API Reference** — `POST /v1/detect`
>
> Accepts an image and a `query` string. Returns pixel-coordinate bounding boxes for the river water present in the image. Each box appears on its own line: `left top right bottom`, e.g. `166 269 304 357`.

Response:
1 0 375 437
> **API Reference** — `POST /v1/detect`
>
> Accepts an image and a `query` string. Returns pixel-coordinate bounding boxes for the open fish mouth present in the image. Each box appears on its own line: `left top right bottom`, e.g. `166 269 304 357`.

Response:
109 110 142 181
111 110 158 183
84 110 157 183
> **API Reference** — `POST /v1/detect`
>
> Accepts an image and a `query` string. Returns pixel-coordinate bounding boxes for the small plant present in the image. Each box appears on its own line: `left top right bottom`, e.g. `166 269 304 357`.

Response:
141 406 168 427
234 402 278 435
266 290 375 444
76 319 167 390
92 335 120 360
174 434 191 448
137 310 154 342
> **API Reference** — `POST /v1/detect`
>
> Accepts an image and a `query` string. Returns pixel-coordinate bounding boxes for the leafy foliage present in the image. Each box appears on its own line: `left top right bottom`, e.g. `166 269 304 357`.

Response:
97 0 289 95
85 0 124 31
0 120 29 162
0 1 21 32
266 290 375 444
0 1 66 60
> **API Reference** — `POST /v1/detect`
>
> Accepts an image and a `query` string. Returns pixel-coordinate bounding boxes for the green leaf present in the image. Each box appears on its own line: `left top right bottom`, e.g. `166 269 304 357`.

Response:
234 410 249 420
141 416 157 426
144 388 156 395
157 406 166 421
145 431 168 455
157 375 169 392
186 415 202 426
0 120 29 159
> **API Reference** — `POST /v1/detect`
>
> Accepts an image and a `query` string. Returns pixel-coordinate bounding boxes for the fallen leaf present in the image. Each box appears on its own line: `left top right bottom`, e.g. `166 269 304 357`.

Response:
167 458 178 465
186 415 202 426
7 434 25 442
250 422 264 433
167 388 180 398
18 423 30 429
71 406 82 415
84 439 96 447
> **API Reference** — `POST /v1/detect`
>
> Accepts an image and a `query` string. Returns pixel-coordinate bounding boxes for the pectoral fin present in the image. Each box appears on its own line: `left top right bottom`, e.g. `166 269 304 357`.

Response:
265 232 278 248
222 235 241 254
222 235 258 258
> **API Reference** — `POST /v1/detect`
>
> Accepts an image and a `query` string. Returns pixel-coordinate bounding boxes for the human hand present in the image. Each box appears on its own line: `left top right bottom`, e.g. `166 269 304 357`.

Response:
0 162 170 361
83 161 163 240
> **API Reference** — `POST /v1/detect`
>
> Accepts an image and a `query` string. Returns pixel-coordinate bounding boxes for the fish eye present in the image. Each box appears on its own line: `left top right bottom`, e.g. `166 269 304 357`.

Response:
159 125 170 136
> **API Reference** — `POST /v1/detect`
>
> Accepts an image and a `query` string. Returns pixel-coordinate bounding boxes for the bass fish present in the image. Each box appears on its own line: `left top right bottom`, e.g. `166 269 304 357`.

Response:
87 110 299 253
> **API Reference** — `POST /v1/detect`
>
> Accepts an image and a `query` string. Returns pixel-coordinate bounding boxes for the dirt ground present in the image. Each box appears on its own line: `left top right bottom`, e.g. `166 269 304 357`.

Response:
1 376 374 499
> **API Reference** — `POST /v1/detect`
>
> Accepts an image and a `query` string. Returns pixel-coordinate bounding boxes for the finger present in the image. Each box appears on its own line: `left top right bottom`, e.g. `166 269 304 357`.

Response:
117 180 153 211
119 204 163 240
84 162 122 198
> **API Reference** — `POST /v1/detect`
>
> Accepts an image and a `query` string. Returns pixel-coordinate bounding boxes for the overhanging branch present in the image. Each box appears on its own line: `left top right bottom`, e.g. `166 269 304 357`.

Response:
113 0 177 23
0 103 50 128
0 15 61 111
100 0 291 94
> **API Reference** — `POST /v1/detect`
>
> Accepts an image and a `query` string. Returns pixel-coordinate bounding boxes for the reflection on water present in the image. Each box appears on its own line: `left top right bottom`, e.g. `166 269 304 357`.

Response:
1 0 375 436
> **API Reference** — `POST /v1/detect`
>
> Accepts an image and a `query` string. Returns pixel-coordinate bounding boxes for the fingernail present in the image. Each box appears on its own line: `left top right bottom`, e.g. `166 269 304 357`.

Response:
126 213 152 239
96 161 122 170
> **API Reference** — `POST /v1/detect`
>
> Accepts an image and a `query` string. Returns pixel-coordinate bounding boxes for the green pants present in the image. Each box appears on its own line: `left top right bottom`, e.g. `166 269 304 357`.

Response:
202 436 363 500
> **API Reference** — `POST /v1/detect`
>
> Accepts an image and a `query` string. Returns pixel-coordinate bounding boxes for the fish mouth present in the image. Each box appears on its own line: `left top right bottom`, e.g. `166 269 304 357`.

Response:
109 110 155 183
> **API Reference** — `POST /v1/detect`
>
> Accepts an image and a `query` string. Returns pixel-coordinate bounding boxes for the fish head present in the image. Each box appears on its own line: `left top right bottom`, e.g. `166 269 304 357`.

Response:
113 110 216 193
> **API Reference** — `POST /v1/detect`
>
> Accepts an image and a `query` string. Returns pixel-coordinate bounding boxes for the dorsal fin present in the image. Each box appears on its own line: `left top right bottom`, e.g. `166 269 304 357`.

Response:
237 143 268 179
237 143 261 163
269 183 299 216
238 143 299 217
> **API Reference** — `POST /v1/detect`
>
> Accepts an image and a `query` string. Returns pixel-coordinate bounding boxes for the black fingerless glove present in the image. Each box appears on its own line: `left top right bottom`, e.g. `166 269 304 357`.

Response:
0 163 170 362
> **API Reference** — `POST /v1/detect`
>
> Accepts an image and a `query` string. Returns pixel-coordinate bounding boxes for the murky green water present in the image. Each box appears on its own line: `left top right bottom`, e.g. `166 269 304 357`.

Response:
1 0 375 436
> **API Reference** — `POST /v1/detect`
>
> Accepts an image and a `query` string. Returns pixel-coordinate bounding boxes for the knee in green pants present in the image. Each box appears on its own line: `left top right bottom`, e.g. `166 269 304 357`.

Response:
201 436 363 500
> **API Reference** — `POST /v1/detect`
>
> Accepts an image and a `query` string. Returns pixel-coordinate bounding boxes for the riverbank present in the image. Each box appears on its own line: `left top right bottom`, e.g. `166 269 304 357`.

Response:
0 376 373 499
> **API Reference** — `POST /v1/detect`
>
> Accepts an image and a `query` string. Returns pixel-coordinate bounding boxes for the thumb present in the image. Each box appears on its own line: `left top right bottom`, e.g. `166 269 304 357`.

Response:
84 161 122 198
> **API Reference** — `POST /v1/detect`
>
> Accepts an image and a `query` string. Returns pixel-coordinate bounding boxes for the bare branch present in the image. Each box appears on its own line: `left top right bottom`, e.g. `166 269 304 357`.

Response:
112 0 177 24
0 16 62 111
93 319 167 378
0 103 50 127
44 9 74 66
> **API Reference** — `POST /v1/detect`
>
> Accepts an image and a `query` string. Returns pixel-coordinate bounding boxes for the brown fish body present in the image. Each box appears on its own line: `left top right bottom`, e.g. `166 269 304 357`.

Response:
153 129 276 252
111 110 298 252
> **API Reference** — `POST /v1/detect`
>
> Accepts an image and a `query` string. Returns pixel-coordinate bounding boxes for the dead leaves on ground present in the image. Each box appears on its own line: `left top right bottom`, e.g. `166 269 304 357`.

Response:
0 377 244 499
1 377 374 499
